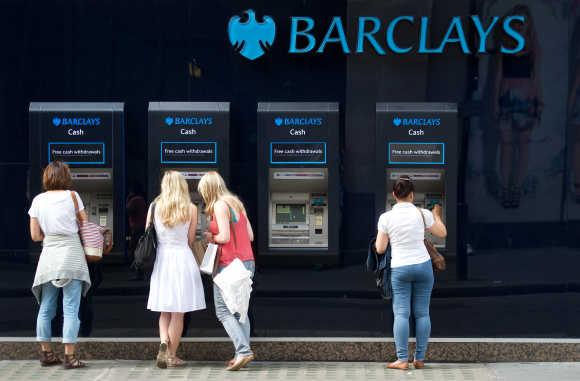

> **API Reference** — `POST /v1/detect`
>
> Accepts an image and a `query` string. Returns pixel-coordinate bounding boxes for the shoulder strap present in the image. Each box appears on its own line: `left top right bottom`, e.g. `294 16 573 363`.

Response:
70 191 81 224
416 206 427 236
150 202 156 225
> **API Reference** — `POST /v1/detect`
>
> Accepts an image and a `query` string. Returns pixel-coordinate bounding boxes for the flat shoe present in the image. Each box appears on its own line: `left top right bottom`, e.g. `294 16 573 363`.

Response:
413 360 425 369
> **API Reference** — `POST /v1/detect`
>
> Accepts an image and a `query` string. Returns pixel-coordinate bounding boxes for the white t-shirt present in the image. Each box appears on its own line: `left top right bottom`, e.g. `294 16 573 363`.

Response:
377 202 434 268
28 191 85 236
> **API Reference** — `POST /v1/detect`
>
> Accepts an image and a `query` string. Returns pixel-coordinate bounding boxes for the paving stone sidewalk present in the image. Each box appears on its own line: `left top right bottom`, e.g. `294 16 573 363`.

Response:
0 361 579 381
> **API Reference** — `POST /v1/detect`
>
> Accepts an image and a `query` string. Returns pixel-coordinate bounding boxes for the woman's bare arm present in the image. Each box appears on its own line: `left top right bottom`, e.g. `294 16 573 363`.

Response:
375 231 389 254
187 204 198 248
29 218 44 242
212 200 231 244
427 205 447 238
244 212 254 242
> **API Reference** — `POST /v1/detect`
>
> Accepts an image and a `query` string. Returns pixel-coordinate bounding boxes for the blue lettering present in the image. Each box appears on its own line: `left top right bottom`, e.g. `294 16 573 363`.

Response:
317 17 350 53
418 17 439 53
471 16 498 54
356 17 385 54
501 15 526 54
61 117 101 126
437 16 470 54
289 17 316 53
386 16 414 54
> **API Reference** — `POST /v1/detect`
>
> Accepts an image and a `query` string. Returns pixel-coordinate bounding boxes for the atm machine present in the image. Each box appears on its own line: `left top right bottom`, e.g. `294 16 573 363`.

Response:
29 102 125 255
148 102 230 236
257 102 340 265
375 103 458 264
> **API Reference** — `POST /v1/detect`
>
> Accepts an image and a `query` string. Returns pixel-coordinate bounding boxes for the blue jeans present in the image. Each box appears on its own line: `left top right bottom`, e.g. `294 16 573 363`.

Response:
391 260 434 361
36 280 82 344
213 260 255 357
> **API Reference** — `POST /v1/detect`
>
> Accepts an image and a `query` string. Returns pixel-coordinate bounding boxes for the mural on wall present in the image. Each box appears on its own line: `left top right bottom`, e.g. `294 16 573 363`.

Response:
467 0 569 223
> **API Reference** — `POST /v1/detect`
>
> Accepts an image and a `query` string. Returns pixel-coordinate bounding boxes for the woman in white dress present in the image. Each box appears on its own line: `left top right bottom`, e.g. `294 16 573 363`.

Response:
147 171 206 368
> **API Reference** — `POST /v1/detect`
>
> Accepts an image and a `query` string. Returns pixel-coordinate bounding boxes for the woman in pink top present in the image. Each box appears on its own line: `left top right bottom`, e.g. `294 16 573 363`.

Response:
198 171 255 371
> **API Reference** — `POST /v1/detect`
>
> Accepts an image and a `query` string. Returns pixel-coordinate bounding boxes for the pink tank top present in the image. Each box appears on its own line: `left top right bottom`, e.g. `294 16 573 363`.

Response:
209 210 254 267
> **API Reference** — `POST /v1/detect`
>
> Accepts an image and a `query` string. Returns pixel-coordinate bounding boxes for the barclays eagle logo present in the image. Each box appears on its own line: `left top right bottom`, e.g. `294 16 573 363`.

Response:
228 10 276 60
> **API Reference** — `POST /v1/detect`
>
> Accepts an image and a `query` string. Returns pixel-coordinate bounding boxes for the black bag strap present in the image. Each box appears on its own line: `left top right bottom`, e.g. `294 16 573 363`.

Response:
149 202 157 227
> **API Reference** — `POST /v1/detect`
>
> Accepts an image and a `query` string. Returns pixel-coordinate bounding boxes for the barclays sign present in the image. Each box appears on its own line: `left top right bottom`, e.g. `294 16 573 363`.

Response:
228 9 527 60
393 117 441 127
274 117 323 127
52 117 101 127
164 116 213 126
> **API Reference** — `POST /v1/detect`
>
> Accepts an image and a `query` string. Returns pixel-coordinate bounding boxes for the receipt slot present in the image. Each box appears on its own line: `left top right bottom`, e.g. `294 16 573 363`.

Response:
29 102 125 254
375 103 458 259
148 102 229 236
257 102 340 264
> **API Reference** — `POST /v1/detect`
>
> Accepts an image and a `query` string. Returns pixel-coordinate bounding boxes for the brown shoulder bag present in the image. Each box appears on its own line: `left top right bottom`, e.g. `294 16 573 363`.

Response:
417 207 446 272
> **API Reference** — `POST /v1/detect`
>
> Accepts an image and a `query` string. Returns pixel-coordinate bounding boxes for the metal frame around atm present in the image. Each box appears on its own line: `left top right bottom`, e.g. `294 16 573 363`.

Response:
257 102 340 265
147 102 230 202
28 102 125 255
375 102 459 262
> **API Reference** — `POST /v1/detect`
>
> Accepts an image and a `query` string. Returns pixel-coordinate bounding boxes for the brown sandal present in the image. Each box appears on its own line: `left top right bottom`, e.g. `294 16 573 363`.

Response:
40 350 62 367
63 354 86 369
413 360 425 369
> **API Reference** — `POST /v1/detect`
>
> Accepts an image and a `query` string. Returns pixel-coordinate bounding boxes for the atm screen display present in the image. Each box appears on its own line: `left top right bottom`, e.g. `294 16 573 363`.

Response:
275 204 306 224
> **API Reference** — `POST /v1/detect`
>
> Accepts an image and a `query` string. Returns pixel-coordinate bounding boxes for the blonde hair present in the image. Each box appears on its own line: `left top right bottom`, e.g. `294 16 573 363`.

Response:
154 171 191 227
197 171 245 216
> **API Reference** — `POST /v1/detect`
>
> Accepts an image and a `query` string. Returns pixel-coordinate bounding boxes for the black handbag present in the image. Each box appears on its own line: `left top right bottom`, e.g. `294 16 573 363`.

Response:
366 238 392 300
132 203 158 272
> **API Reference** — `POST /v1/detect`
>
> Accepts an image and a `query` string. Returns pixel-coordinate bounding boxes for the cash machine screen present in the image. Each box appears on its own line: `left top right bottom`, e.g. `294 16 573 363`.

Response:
275 204 307 224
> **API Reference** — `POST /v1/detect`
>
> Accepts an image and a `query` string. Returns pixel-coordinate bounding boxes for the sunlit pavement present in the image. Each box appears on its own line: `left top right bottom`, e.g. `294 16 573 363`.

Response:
0 361 579 381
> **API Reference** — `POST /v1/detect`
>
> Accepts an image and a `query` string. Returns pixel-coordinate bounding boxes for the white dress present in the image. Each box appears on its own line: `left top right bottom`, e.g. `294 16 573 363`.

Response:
147 211 206 313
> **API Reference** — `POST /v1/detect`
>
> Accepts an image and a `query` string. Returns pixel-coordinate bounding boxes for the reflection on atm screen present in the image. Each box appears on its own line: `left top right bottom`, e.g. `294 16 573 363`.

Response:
275 204 307 224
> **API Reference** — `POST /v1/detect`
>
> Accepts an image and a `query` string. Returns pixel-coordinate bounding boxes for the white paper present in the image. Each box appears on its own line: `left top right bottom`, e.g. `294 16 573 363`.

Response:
199 243 218 274
213 258 253 323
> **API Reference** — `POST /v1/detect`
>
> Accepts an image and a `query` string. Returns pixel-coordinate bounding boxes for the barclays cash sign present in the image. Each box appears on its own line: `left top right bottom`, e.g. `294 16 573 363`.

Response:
228 10 527 61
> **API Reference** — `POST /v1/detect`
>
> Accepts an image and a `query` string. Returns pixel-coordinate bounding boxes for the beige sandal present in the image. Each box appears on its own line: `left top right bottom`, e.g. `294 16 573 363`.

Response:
387 360 409 370
167 356 185 368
